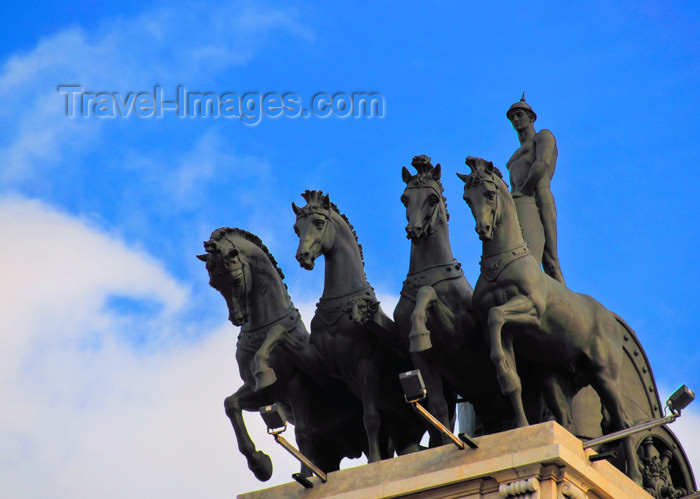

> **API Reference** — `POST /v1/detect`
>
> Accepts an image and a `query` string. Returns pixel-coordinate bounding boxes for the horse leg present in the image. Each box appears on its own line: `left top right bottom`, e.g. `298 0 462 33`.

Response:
541 373 576 433
591 365 642 485
409 286 455 353
486 296 540 428
285 374 317 478
357 358 382 462
411 351 452 446
277 332 330 385
223 386 273 481
253 325 287 390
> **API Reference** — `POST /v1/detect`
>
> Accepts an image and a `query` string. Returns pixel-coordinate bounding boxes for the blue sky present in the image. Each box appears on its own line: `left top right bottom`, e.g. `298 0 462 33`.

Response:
1 1 699 497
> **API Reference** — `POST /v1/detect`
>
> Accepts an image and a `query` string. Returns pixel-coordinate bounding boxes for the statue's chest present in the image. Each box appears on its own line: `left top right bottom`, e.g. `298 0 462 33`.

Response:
507 143 536 183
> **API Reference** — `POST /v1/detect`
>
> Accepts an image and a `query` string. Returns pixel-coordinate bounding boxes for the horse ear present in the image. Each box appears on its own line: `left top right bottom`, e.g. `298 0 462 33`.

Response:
401 166 412 184
292 202 302 216
485 161 495 173
322 193 331 210
432 163 442 181
456 172 469 183
196 254 208 262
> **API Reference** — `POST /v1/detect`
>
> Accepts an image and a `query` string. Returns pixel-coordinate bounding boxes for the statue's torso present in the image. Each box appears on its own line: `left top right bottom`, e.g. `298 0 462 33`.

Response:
506 130 558 193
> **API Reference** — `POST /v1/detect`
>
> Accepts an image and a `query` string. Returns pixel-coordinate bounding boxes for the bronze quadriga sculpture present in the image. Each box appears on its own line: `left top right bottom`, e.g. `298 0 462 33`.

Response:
199 101 695 498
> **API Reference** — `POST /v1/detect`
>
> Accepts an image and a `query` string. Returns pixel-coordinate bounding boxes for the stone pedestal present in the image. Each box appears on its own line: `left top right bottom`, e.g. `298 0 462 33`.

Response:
238 421 651 499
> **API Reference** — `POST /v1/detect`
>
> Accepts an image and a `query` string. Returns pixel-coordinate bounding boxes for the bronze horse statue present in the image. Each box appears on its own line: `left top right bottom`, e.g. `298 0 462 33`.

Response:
395 155 514 443
292 190 425 462
457 157 642 483
198 227 369 481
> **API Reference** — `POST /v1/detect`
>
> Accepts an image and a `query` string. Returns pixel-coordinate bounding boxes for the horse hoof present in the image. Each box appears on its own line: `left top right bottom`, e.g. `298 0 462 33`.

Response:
409 331 432 352
254 368 277 391
249 451 273 481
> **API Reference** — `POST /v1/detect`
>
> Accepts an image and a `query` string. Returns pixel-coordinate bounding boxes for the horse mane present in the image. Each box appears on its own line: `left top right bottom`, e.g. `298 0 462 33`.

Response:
299 190 364 265
405 155 450 221
461 156 506 190
208 227 286 283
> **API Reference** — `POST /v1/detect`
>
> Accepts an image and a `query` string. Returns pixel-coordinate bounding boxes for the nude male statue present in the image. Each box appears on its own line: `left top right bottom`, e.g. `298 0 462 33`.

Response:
505 95 565 284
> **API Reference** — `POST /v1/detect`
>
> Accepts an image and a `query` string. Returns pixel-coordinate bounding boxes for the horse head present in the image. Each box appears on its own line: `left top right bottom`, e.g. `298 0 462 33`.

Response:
457 156 508 242
401 155 449 241
198 228 250 326
292 190 336 270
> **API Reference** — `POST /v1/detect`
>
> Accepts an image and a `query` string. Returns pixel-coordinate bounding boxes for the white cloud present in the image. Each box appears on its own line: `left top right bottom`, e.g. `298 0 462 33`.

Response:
0 197 303 497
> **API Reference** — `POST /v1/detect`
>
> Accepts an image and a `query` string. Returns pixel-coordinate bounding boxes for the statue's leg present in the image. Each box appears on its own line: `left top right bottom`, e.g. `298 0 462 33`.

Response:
536 189 565 284
486 296 540 428
223 385 274 481
411 351 452 447
356 358 382 463
409 286 455 353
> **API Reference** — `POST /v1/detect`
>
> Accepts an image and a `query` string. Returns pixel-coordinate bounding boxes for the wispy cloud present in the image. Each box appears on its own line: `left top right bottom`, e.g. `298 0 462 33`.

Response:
0 197 306 497
0 1 312 184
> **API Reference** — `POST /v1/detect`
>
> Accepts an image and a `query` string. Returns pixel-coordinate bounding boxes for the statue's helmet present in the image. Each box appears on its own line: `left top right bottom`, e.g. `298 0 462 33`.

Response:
506 93 537 122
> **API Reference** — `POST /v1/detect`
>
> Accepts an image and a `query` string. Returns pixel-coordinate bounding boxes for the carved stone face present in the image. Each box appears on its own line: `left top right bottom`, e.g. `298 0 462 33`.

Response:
463 180 499 241
401 185 441 241
508 109 533 131
294 213 331 270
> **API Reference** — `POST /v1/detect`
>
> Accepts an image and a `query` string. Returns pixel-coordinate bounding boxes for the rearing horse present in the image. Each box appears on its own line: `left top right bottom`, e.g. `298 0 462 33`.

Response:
198 228 367 481
293 190 424 462
394 155 514 443
458 157 641 483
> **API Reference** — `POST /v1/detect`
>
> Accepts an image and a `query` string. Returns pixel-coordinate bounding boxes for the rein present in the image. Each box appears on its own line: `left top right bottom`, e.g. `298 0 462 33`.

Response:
405 181 444 236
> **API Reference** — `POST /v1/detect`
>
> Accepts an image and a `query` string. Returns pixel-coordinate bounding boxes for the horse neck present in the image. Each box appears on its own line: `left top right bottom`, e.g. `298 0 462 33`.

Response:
322 215 369 298
409 211 454 272
482 191 525 256
245 253 292 328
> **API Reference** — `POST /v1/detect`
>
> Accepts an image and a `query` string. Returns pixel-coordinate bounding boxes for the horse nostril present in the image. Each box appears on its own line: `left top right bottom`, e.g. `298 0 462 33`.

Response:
297 251 309 261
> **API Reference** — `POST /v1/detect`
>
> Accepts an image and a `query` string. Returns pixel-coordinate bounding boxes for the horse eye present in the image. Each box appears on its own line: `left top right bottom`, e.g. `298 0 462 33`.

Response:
429 195 439 205
400 195 408 206
293 226 300 235
315 220 325 229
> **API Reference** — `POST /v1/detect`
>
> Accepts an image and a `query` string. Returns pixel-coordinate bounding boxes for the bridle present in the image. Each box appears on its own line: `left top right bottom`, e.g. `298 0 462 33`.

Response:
209 236 250 319
405 179 444 236
467 171 501 240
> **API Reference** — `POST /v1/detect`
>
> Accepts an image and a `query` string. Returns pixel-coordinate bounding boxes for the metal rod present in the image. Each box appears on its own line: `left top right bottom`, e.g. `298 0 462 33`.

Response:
588 449 618 462
274 434 328 483
582 415 677 449
411 401 465 450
